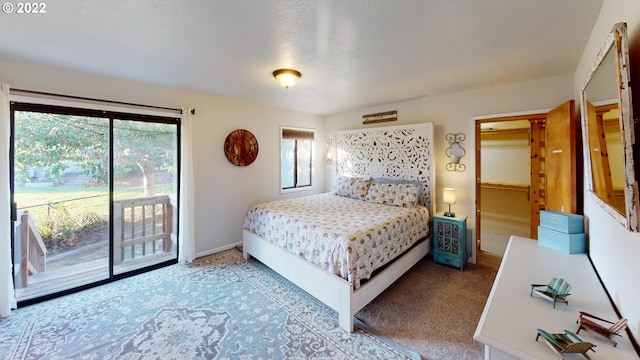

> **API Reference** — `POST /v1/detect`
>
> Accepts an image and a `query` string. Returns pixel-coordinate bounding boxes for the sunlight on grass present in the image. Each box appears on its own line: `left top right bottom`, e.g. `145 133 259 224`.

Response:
14 185 173 219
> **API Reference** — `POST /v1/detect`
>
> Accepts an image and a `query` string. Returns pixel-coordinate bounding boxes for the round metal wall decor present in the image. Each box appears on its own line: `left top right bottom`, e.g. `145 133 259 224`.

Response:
224 129 259 166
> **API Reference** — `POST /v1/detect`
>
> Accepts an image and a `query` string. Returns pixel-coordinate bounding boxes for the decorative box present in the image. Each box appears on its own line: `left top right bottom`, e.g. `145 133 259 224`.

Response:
539 210 584 234
537 226 587 254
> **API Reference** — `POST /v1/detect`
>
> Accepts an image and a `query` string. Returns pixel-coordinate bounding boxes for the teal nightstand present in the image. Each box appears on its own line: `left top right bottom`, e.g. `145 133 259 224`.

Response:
433 212 468 270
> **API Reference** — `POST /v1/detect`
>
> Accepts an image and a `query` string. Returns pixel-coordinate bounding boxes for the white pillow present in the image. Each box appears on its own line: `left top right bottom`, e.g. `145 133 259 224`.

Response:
332 176 372 200
364 182 420 207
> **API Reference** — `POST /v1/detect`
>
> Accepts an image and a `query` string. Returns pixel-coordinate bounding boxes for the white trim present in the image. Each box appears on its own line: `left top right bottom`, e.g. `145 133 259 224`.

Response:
472 108 551 121
280 186 317 195
1 83 17 316
195 242 243 259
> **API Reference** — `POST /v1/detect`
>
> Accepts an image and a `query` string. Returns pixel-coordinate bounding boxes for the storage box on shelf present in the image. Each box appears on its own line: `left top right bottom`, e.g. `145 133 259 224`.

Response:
537 210 586 254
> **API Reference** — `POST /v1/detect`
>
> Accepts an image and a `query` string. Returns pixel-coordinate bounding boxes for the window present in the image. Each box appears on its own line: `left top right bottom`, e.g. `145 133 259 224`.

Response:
281 127 314 190
10 96 180 304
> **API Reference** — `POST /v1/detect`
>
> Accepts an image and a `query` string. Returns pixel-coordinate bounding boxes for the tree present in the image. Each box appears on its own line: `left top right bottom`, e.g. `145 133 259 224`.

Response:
14 111 177 196
14 112 108 185
113 119 176 195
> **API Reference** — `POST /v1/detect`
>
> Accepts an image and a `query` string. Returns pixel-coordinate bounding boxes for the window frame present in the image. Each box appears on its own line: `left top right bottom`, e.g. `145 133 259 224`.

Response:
280 126 315 193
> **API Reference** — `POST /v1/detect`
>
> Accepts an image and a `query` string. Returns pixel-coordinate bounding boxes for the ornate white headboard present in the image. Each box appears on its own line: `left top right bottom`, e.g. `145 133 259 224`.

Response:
335 123 435 214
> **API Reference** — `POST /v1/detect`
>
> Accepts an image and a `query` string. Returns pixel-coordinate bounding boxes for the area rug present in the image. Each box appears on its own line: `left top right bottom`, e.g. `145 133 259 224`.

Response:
0 249 420 360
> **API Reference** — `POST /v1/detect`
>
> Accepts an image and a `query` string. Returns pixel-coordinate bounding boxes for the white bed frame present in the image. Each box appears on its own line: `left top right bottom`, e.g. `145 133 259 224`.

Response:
243 230 431 332
243 122 435 332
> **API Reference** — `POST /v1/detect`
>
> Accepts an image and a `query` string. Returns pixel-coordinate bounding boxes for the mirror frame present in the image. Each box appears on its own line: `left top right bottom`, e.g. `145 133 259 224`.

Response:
580 22 640 231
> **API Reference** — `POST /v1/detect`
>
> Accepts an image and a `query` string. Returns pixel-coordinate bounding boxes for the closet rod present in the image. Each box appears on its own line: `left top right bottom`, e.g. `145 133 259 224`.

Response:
10 88 183 114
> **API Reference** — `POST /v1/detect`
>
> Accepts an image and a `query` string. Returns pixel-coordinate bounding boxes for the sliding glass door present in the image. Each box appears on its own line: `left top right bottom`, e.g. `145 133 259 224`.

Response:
12 109 111 300
11 102 179 303
112 119 178 275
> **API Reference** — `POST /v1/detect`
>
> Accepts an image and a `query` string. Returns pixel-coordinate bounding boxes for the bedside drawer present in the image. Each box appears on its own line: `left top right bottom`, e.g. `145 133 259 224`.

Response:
434 251 463 269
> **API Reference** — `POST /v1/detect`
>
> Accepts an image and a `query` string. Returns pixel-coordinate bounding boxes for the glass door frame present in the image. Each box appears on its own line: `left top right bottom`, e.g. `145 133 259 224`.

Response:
10 101 181 306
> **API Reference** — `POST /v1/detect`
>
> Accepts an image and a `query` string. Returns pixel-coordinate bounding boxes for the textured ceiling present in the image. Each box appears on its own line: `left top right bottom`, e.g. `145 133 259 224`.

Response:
0 0 604 115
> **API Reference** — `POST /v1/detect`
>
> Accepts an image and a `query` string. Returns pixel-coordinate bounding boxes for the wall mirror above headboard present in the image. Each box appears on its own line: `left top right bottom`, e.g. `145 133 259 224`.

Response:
581 22 640 231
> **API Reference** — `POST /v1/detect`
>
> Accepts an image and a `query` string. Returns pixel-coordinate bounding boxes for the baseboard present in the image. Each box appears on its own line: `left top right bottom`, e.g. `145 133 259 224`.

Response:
195 241 243 259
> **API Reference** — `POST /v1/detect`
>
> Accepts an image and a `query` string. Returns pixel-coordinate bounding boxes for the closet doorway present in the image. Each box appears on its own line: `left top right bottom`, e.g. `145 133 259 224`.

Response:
476 115 544 257
475 101 578 257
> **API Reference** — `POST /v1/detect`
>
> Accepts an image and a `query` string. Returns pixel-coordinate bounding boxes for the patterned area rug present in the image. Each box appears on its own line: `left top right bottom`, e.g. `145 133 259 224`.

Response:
1 249 420 360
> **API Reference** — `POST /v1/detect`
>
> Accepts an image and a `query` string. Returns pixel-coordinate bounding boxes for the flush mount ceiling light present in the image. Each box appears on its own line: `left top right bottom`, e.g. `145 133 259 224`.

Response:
273 69 301 89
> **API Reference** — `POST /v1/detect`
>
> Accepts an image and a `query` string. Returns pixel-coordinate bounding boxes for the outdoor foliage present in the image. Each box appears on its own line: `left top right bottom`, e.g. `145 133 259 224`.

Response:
36 204 77 249
14 113 108 185
14 111 177 195
36 203 104 250
77 211 103 229
14 108 178 257
113 119 177 195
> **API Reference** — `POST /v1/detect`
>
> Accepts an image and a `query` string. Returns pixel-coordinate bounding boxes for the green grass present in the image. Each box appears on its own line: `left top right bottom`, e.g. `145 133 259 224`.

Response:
16 185 175 252
14 185 172 219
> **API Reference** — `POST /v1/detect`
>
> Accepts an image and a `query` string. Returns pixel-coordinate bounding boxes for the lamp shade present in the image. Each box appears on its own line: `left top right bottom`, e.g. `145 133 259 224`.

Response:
273 69 301 88
443 187 456 204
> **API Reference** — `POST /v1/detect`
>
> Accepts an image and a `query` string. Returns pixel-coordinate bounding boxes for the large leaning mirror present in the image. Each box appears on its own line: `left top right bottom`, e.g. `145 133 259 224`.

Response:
581 22 640 231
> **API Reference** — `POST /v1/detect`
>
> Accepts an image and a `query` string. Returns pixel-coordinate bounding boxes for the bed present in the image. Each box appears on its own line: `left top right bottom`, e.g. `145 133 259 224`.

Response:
242 123 435 332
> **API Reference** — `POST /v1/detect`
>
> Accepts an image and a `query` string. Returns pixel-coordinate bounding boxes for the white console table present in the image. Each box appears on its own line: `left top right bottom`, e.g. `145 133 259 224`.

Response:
474 236 637 360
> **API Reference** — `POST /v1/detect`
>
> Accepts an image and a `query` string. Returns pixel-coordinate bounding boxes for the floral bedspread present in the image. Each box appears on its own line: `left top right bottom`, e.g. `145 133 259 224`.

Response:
243 193 430 288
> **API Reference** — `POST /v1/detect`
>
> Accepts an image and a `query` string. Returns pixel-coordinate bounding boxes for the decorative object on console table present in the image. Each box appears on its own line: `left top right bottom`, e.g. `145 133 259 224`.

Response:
576 311 628 347
537 210 587 254
433 212 467 270
535 328 597 359
530 277 571 308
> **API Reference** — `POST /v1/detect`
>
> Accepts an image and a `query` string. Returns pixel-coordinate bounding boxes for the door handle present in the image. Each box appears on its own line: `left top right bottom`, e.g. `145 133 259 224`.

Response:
11 202 17 222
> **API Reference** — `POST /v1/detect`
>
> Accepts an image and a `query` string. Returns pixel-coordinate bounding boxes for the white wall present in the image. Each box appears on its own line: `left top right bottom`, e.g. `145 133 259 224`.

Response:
574 0 640 341
480 120 531 185
0 56 326 257
481 137 531 185
324 74 575 263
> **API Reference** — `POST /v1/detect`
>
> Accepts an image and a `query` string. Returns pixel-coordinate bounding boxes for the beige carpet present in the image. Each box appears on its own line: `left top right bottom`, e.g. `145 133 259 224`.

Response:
356 254 498 360
480 231 510 257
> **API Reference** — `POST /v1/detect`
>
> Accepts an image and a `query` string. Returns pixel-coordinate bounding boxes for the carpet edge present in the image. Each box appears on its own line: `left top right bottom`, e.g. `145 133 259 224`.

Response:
355 317 423 360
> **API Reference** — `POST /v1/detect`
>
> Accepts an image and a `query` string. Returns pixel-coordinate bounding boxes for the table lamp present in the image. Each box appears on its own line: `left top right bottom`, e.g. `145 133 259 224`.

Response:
443 187 456 217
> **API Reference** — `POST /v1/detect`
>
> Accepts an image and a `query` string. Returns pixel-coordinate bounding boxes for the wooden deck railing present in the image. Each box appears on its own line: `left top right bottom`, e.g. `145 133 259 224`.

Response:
113 195 174 265
15 211 47 289
16 195 174 289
